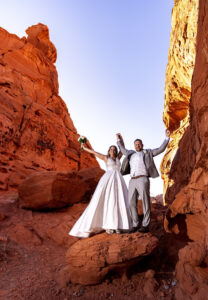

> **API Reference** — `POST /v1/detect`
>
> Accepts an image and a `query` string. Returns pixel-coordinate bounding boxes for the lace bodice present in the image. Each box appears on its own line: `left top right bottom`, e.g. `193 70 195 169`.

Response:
106 157 121 171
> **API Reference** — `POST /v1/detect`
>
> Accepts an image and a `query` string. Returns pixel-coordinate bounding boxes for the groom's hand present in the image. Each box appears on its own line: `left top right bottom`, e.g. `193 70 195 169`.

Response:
116 133 122 140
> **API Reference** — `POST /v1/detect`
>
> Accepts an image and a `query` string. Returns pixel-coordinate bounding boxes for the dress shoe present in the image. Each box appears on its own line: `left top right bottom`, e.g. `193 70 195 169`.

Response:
138 226 149 233
129 226 138 233
115 229 121 234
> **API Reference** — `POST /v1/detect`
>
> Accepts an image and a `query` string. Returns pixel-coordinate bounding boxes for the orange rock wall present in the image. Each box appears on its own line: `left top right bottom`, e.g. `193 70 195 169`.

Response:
163 0 208 236
162 1 208 298
0 24 99 190
161 0 199 199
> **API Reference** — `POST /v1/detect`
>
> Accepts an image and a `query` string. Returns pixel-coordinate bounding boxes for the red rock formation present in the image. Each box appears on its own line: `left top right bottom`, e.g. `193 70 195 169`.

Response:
164 0 208 243
0 23 99 191
66 232 159 285
175 238 208 299
0 190 179 298
18 167 104 210
161 0 199 198
162 0 208 298
3 7 208 297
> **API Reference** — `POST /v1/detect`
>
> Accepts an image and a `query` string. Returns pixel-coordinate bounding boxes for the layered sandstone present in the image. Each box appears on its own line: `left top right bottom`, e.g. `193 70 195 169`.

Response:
66 232 159 285
0 23 99 191
162 0 208 298
161 0 199 198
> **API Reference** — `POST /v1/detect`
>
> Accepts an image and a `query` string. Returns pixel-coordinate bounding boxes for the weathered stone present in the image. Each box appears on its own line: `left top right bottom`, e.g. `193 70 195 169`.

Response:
66 232 159 285
8 223 42 248
161 0 199 199
0 24 99 191
175 239 208 298
161 1 208 299
18 167 104 210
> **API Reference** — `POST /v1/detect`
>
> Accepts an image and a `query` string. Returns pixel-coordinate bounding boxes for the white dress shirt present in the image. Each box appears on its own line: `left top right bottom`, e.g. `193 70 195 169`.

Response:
129 151 148 177
117 136 170 178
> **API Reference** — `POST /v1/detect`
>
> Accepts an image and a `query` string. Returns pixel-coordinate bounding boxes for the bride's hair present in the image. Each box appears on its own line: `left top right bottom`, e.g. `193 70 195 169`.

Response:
107 145 118 157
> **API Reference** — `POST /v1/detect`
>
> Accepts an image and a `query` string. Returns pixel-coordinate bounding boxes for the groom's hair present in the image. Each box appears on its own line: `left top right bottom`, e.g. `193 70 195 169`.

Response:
134 139 143 143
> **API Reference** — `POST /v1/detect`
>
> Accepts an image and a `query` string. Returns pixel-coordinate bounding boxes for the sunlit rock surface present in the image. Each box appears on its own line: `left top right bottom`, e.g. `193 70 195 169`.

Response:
161 0 199 198
162 0 208 298
0 23 99 191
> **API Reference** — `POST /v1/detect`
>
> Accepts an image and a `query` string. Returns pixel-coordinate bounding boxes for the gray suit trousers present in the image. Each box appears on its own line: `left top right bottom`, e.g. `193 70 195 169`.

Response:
128 176 150 228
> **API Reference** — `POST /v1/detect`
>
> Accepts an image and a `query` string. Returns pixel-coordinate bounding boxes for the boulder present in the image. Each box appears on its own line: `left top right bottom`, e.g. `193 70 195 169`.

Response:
18 167 104 210
66 232 159 285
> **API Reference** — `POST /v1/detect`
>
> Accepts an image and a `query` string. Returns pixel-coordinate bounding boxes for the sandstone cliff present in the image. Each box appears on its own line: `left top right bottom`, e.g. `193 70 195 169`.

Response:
161 0 208 298
161 0 199 198
0 23 99 191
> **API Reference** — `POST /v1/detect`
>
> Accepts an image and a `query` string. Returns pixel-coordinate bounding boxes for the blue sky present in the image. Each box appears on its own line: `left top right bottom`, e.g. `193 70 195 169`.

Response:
0 0 174 195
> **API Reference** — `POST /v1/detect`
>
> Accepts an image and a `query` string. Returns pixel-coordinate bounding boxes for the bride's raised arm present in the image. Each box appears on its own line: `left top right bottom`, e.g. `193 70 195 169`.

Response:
82 145 108 162
118 150 123 160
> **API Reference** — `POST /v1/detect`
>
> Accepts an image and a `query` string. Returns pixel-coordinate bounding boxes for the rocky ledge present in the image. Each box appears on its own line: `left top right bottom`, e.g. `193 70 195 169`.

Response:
65 232 159 285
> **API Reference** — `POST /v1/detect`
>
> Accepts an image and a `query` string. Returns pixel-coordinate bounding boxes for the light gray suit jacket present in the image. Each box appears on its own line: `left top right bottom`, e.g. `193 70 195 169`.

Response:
117 138 170 178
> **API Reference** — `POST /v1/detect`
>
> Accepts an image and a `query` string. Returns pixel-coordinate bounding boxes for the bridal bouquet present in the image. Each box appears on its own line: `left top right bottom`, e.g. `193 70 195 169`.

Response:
78 135 87 145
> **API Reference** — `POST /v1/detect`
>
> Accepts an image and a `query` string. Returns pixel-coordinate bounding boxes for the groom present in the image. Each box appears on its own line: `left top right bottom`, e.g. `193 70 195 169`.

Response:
116 130 170 233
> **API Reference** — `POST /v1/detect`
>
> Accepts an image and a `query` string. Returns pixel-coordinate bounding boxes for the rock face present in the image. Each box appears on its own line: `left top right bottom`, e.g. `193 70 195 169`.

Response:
0 23 99 191
162 0 208 298
18 167 104 210
66 232 159 285
161 0 199 198
175 238 208 299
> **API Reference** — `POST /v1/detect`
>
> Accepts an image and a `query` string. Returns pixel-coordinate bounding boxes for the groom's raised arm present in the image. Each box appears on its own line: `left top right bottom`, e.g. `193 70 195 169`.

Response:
116 133 131 156
151 129 170 157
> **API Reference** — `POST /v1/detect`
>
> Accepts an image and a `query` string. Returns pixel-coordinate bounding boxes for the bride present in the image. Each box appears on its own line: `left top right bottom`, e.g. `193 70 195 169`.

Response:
69 142 132 238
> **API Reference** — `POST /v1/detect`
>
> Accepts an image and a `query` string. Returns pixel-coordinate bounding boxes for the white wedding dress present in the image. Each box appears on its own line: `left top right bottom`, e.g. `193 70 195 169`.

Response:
69 157 132 238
